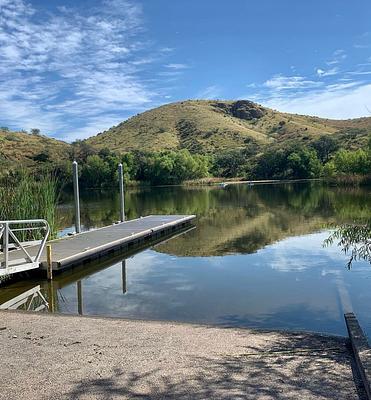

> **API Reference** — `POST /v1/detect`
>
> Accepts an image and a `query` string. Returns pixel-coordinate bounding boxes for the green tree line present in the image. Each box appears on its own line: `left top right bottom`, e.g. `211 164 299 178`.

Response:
8 134 370 188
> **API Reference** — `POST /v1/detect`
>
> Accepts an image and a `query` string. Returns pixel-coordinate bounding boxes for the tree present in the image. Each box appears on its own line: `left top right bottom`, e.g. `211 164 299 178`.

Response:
31 128 41 135
211 149 246 178
311 135 339 163
324 223 371 268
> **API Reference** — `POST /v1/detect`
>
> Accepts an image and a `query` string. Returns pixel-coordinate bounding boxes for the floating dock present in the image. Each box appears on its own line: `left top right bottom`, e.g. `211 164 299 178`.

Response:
2 215 195 274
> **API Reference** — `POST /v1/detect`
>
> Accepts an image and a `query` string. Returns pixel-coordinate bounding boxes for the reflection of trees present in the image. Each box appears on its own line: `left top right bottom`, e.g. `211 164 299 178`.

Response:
56 183 371 257
324 223 371 268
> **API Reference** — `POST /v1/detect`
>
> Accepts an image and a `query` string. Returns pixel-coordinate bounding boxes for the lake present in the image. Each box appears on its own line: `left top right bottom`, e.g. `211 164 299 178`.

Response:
1 182 370 337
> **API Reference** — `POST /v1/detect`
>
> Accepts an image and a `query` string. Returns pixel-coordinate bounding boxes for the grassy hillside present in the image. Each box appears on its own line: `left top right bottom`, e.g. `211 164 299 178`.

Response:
86 100 371 154
0 128 71 171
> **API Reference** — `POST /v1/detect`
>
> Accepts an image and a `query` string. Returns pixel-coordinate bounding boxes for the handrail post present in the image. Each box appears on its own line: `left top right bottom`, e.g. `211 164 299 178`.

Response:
118 163 125 222
73 161 81 233
3 222 9 269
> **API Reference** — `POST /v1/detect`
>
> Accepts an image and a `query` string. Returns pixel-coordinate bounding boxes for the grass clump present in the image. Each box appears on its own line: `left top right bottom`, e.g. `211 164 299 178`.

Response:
0 172 59 239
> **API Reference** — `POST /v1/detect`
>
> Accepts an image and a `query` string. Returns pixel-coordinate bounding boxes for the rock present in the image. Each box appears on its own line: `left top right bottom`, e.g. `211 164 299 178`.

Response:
212 100 266 120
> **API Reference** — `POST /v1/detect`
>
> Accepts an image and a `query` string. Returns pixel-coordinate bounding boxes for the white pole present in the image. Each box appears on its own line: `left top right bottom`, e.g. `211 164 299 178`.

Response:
118 163 125 222
72 161 81 233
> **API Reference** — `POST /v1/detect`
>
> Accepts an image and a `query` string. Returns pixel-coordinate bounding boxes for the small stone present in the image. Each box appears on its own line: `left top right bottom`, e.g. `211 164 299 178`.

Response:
12 335 17 339
0 327 6 331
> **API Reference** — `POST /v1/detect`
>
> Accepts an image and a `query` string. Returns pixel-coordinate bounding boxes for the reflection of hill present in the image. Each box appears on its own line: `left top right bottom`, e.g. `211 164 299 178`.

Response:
56 183 370 257
156 184 371 257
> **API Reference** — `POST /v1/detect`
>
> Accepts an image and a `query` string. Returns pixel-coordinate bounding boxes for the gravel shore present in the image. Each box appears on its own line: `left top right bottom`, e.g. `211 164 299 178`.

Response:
0 311 365 400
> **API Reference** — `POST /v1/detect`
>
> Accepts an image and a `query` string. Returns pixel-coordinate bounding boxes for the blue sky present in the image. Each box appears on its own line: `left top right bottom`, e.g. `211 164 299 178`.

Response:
0 0 370 141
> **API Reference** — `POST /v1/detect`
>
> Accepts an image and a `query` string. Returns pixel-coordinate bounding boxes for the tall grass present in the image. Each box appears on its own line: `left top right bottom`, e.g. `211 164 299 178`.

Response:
0 173 59 238
0 173 58 283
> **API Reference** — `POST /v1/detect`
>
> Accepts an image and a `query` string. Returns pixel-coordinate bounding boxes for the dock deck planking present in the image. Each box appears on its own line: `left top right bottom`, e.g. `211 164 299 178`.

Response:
3 215 195 272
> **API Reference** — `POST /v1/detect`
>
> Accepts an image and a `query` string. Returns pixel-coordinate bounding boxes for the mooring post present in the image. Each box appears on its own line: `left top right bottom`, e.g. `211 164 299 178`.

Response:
72 160 81 233
118 163 125 222
46 244 53 280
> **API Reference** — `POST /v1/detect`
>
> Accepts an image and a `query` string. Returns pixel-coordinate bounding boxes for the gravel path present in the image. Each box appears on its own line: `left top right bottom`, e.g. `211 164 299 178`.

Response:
0 311 365 400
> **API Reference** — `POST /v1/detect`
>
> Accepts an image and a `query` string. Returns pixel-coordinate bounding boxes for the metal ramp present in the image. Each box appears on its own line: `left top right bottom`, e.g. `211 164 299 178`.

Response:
0 219 50 277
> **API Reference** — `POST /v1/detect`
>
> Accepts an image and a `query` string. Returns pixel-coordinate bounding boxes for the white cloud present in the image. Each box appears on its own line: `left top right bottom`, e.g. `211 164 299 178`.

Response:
165 63 189 70
0 0 164 140
263 82 371 119
326 49 347 65
196 85 222 100
264 75 322 91
316 67 339 77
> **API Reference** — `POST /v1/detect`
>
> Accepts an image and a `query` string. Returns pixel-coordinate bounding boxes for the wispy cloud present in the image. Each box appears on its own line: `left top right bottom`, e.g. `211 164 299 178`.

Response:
0 0 173 141
326 49 347 65
165 63 189 70
196 85 222 100
264 75 322 91
316 67 339 77
244 48 371 119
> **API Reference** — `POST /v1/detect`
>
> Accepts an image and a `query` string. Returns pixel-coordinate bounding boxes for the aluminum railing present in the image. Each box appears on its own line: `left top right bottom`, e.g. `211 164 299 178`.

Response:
0 219 50 276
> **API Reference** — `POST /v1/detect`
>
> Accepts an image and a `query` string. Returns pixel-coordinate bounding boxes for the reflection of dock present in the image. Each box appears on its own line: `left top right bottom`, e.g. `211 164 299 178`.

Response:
0 285 48 311
0 225 194 314
5 215 195 273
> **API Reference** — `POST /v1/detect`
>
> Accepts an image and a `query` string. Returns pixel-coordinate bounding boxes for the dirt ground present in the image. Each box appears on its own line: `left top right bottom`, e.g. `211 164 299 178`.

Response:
0 311 366 400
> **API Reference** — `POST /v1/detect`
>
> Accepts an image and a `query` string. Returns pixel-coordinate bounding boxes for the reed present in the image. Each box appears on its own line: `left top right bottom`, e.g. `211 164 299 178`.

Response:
0 173 59 239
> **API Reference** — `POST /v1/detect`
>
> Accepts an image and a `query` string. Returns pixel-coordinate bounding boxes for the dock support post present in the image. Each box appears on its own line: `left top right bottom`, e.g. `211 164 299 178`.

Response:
118 163 125 222
73 161 81 233
46 244 53 280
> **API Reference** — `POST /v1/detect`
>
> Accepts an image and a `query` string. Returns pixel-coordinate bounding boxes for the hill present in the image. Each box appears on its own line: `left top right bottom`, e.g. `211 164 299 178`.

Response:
86 100 371 154
0 128 71 171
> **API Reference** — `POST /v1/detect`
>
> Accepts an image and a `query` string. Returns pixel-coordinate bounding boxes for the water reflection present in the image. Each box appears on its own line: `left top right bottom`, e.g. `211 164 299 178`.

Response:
1 182 370 337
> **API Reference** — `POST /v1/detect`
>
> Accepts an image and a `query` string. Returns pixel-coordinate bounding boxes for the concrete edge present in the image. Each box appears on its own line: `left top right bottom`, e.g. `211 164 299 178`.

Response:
345 312 371 399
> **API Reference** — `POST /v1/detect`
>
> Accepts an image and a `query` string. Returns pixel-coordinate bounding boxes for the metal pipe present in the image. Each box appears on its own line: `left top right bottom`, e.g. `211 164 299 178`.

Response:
3 223 8 269
118 163 125 222
72 161 81 233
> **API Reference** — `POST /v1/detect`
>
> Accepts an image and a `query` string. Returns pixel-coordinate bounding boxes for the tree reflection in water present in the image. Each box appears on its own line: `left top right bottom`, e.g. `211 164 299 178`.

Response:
324 222 371 268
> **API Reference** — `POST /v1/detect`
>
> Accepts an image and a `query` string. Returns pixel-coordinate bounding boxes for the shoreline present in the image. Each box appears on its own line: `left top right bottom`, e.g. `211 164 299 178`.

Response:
0 310 366 399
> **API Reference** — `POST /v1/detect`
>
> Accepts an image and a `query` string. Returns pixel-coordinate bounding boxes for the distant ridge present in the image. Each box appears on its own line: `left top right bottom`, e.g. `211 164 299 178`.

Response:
1 100 371 169
85 99 371 154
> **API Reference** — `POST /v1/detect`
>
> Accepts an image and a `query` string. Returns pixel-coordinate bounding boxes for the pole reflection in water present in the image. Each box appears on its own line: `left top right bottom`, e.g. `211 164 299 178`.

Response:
122 260 127 294
77 280 83 315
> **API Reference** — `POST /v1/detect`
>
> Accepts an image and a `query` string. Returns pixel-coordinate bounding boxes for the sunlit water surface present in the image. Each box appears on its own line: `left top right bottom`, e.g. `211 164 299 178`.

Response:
1 182 370 337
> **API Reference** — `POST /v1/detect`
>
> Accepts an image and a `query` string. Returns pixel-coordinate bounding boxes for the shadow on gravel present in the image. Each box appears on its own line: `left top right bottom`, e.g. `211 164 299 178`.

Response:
66 331 366 399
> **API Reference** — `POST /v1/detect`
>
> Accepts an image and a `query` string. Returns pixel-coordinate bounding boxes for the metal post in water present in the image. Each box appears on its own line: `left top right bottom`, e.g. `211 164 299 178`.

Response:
46 244 53 280
118 163 125 222
72 161 81 233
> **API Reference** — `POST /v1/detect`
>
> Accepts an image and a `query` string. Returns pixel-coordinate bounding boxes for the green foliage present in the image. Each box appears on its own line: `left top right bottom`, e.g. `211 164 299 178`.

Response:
211 149 247 178
311 135 339 162
252 146 322 180
137 149 210 185
0 172 59 238
324 223 371 268
329 149 371 175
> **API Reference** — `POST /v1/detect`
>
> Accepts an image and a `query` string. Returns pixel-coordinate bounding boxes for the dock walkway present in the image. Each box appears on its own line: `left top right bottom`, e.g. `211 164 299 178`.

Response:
5 215 195 272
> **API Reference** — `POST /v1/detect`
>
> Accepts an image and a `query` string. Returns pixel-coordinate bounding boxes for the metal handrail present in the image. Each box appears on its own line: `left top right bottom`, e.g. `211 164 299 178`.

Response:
0 219 50 270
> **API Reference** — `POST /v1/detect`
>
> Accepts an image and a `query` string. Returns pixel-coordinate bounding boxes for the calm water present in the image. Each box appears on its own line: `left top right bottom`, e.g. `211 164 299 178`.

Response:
1 182 370 337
